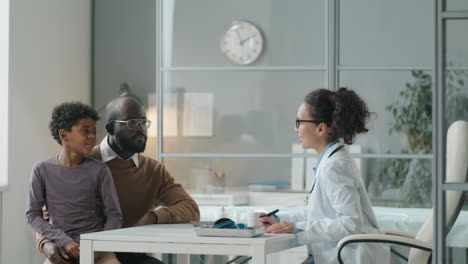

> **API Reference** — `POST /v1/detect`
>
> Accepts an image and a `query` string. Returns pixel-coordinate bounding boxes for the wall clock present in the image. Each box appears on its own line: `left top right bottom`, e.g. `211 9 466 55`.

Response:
220 21 264 65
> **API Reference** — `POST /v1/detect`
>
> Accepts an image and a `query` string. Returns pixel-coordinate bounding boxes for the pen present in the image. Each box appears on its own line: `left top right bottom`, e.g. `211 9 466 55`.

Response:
262 209 279 217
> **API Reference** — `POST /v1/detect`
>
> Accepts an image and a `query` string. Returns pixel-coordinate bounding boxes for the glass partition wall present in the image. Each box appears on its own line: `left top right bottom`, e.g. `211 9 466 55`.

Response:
94 0 436 206
153 0 437 208
157 0 328 191
93 0 468 262
435 1 468 263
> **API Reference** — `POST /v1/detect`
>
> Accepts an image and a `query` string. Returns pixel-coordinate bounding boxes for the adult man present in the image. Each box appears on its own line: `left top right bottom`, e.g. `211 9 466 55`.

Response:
37 96 200 264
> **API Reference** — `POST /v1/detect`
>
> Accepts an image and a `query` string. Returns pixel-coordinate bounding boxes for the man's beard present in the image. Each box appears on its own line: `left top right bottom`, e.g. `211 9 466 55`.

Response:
115 132 147 153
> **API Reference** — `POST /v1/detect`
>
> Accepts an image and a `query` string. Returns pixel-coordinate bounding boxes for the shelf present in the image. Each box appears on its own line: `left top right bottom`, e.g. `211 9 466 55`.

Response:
189 192 250 206
161 66 326 71
442 183 468 191
160 152 432 159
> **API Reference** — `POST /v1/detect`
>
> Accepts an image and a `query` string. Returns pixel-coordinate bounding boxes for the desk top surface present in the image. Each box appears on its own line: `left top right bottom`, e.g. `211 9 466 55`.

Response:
81 224 296 246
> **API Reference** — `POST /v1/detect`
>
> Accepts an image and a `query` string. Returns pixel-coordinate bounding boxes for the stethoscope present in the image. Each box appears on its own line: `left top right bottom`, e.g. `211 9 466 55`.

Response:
303 145 345 206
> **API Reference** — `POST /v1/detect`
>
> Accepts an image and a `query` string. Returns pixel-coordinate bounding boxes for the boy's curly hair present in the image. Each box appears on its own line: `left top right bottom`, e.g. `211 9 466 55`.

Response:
49 102 99 145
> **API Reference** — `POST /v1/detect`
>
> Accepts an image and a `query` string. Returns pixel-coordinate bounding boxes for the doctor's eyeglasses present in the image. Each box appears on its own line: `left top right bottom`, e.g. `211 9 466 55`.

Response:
108 119 151 130
295 118 324 129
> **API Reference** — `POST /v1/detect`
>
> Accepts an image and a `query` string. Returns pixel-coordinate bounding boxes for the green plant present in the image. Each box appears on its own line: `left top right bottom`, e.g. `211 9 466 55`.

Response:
375 69 468 206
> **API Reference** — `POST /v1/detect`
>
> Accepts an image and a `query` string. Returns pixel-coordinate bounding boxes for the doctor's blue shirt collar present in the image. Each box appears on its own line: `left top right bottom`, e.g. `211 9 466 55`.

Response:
312 139 339 174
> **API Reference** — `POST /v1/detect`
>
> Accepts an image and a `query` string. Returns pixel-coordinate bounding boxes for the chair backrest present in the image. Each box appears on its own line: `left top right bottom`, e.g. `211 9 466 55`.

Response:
409 120 468 264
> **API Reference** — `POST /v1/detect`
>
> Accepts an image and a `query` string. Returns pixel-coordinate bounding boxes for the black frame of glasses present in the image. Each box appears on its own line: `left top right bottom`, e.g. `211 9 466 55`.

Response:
295 119 324 129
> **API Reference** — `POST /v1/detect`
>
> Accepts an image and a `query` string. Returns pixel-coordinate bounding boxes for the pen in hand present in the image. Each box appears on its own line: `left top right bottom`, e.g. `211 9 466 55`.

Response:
262 209 279 218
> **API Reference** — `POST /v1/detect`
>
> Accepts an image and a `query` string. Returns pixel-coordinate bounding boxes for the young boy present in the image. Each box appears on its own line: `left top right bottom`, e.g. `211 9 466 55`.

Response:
26 102 123 264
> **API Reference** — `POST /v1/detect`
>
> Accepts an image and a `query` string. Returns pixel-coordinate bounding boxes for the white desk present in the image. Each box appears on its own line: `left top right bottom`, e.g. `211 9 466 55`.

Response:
80 224 299 264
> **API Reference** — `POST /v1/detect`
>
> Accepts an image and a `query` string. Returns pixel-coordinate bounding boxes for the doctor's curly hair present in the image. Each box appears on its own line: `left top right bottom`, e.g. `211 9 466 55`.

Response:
304 88 370 144
49 102 99 145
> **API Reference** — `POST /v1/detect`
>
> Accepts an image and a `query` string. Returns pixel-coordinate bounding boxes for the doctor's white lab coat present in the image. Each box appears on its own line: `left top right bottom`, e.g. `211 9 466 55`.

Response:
278 142 390 264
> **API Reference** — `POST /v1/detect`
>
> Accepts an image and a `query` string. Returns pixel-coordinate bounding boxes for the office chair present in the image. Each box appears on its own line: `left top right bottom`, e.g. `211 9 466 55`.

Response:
336 120 468 264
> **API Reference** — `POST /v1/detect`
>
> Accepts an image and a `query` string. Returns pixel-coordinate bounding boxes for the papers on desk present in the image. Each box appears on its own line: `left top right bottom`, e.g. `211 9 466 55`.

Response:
193 227 264 238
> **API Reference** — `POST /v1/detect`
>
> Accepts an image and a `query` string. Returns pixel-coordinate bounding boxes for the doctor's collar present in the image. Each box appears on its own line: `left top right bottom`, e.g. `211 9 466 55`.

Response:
313 140 340 174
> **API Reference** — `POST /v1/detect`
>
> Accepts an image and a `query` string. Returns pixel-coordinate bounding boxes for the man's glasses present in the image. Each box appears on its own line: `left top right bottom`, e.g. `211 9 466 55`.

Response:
295 118 324 129
108 119 151 130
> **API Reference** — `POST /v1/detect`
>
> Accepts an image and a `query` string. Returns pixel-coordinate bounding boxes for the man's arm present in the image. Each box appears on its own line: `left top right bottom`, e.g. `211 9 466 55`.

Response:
152 164 200 224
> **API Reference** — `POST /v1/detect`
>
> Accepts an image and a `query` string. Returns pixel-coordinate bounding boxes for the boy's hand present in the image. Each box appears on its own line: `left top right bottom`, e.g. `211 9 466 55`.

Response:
64 241 80 260
43 241 72 264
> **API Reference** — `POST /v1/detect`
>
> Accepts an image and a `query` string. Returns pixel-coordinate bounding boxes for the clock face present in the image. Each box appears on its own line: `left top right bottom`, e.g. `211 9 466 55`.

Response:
220 21 263 65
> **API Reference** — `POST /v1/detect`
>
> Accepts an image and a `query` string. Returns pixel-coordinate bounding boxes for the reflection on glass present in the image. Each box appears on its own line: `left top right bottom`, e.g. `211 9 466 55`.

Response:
446 20 468 68
163 157 292 191
367 158 432 208
446 0 468 11
161 71 325 153
446 20 468 128
340 0 433 66
445 195 468 264
164 156 434 208
446 70 468 125
340 70 433 154
163 0 325 66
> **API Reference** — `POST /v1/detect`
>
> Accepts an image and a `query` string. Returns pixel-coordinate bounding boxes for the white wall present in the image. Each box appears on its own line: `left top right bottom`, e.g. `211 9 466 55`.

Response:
0 0 9 189
1 0 91 262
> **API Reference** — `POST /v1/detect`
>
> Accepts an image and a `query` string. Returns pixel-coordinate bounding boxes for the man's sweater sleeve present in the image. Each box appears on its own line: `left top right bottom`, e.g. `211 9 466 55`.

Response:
152 164 200 223
25 163 74 247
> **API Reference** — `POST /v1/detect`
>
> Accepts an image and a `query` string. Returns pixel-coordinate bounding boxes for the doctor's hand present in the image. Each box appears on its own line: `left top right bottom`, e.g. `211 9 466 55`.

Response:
265 221 295 234
258 213 277 227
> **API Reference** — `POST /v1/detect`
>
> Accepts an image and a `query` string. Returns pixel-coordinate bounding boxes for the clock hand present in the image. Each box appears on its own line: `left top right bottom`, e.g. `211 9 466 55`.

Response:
240 36 252 45
235 29 242 45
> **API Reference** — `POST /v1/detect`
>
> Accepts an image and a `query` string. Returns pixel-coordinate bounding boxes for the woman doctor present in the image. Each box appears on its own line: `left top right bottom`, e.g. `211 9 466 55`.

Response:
259 88 390 264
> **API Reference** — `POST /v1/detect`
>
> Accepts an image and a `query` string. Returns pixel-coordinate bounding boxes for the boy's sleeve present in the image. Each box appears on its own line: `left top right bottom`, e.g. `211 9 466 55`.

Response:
99 165 123 230
36 233 51 253
152 164 200 224
25 163 74 247
36 206 51 253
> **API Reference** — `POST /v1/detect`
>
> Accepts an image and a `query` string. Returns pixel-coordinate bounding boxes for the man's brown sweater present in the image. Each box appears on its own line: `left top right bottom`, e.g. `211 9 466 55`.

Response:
37 146 199 251
90 146 199 227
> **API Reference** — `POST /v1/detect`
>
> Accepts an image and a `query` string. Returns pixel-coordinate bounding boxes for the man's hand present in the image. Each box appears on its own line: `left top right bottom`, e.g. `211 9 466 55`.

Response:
265 221 295 234
42 206 50 221
135 212 158 226
64 240 80 260
42 241 72 264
